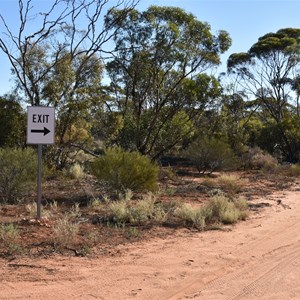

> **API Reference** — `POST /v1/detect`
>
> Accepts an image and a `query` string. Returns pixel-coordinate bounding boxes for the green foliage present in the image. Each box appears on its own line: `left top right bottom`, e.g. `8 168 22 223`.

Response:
184 137 238 174
0 224 21 255
227 28 300 163
0 96 25 148
90 147 158 192
256 116 300 163
105 6 230 157
0 148 37 203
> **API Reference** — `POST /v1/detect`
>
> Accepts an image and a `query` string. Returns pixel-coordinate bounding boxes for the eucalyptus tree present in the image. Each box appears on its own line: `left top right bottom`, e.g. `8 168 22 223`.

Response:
0 0 137 107
0 0 137 167
227 28 300 162
104 6 231 158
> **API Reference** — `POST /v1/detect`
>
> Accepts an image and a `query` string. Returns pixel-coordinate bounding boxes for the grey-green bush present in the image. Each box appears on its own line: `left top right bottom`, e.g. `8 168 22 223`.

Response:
0 148 37 203
184 137 238 174
90 147 158 192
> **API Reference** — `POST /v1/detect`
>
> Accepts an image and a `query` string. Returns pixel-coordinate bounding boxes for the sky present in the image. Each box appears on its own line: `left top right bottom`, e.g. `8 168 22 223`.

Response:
0 0 300 95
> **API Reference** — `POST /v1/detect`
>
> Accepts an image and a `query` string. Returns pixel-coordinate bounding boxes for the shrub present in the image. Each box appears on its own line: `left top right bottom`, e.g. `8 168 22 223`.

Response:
242 147 278 171
109 200 130 225
53 215 79 249
0 223 21 254
90 147 158 192
174 204 206 230
206 195 248 224
0 148 37 203
88 198 104 211
203 174 247 197
108 194 156 226
26 202 52 219
69 163 85 179
217 174 245 196
131 196 155 224
281 164 300 177
233 197 249 220
184 137 238 174
174 195 249 230
108 193 169 226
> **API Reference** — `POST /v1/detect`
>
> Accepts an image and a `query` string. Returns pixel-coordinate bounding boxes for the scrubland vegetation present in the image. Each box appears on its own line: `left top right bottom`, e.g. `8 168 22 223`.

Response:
1 1 300 257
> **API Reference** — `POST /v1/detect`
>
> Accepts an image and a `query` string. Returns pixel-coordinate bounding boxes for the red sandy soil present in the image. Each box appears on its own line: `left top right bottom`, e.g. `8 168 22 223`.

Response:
1 177 300 299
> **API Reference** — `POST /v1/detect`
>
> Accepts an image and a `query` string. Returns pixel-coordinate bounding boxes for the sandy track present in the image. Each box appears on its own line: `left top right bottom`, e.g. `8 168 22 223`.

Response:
1 185 300 300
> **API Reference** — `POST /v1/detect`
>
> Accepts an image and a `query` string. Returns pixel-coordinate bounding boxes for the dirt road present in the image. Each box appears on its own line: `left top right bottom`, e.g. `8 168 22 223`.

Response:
1 184 300 299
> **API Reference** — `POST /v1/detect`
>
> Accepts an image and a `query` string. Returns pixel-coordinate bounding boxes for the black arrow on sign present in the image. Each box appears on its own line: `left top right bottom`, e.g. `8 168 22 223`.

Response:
31 127 50 136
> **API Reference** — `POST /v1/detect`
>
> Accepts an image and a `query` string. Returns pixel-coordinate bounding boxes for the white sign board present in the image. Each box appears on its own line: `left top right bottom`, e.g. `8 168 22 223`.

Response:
27 106 55 144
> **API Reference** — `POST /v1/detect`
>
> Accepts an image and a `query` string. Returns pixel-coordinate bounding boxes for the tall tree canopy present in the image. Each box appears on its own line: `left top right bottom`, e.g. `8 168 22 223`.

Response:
0 0 137 168
103 6 231 158
227 28 300 162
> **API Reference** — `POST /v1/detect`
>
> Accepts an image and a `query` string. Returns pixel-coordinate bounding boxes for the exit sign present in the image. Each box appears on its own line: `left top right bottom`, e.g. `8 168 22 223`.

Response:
27 106 55 144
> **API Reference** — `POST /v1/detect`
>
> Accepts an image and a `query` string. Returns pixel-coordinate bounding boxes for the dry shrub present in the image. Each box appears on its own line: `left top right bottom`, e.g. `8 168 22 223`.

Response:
174 204 206 230
26 202 52 219
242 147 278 171
280 164 300 177
69 163 85 179
203 174 247 197
174 194 249 230
53 215 79 249
205 195 248 224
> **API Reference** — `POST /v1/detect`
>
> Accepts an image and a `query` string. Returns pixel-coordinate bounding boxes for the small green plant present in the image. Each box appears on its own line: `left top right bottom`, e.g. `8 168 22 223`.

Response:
53 215 79 249
90 147 158 192
153 205 168 223
0 223 21 254
0 148 38 203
